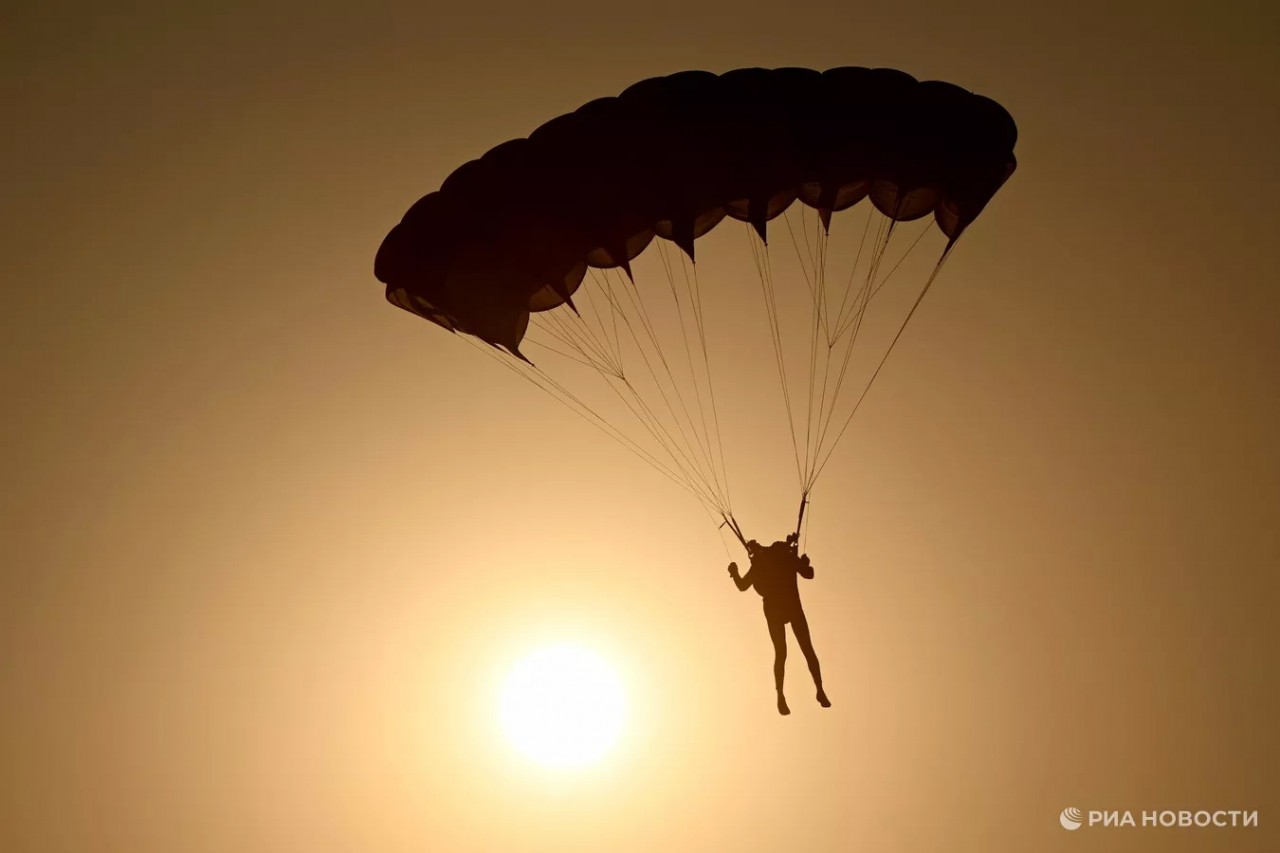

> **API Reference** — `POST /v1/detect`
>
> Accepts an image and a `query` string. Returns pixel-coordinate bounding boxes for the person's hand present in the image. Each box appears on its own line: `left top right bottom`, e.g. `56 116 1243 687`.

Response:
728 561 739 577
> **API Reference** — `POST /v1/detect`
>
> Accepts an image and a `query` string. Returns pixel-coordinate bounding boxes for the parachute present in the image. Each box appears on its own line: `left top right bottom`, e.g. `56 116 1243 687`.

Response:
375 67 1017 547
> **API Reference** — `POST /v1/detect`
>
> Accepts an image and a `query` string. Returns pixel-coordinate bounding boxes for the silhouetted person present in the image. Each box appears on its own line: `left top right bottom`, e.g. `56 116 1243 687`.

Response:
729 533 830 715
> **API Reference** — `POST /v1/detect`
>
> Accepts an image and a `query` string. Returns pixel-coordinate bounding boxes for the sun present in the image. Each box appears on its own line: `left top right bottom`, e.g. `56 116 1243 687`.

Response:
500 644 626 768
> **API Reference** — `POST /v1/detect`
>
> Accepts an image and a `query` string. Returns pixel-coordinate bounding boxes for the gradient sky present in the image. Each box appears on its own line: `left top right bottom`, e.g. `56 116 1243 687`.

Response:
3 2 1278 851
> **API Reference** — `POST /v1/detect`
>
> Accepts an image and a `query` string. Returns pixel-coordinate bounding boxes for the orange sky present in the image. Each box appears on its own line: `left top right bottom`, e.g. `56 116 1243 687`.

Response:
3 2 1278 851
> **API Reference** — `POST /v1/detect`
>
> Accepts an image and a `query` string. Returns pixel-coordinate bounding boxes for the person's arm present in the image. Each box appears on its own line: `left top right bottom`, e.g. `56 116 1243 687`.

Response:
797 554 814 579
728 561 753 591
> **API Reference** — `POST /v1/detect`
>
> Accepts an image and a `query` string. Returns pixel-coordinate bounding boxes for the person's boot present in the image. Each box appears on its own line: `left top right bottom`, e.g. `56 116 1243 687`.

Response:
816 686 831 708
777 691 791 716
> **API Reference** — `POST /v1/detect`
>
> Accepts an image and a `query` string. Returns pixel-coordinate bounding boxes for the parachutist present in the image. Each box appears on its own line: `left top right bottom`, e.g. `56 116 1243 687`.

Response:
729 539 829 715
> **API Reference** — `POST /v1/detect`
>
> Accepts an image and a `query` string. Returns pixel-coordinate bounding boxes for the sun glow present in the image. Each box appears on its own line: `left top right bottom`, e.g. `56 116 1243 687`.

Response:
500 644 626 768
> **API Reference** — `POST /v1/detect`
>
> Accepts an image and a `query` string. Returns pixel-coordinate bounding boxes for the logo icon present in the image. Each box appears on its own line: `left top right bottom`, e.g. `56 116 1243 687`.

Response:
1060 807 1084 831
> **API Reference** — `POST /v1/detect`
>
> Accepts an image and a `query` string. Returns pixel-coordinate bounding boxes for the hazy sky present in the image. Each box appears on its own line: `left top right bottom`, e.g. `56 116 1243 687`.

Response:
3 1 1278 851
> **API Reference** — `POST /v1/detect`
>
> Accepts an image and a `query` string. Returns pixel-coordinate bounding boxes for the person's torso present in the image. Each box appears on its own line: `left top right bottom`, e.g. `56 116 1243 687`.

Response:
751 545 801 604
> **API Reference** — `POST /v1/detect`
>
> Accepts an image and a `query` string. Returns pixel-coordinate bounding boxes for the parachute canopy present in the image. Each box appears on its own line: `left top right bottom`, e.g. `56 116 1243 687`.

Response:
375 67 1017 539
375 67 1017 356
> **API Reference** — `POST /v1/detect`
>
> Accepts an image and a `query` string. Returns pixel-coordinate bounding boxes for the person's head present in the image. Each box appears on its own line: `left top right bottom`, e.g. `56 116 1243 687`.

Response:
746 539 761 558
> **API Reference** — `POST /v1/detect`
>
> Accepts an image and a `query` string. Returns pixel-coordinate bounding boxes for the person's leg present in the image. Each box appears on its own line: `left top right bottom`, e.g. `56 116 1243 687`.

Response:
767 615 790 715
791 610 830 707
